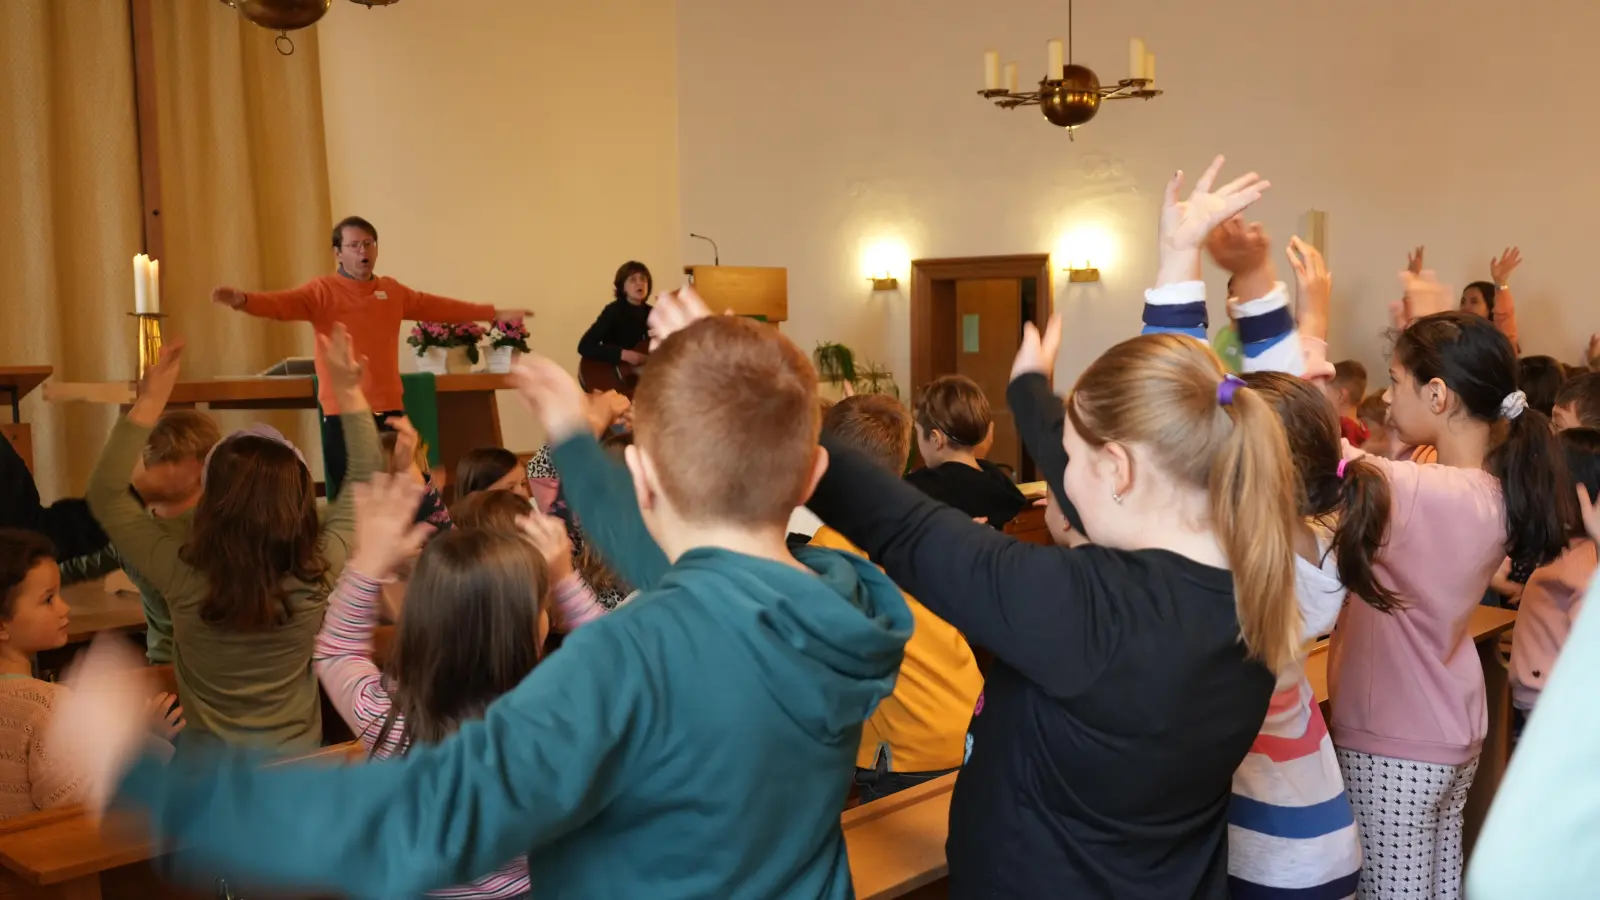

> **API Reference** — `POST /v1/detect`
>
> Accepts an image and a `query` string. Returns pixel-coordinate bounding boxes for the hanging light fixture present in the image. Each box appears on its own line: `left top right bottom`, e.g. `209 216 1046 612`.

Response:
215 0 396 55
977 0 1160 138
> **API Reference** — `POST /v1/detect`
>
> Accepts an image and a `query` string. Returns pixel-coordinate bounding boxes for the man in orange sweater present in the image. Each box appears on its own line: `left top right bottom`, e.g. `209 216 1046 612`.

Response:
213 215 526 496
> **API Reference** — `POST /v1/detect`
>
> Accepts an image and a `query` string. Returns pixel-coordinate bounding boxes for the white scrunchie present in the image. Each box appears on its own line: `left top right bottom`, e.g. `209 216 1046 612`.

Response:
1501 390 1528 421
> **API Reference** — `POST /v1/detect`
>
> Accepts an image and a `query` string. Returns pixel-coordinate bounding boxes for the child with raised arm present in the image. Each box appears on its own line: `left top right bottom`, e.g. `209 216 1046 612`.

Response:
84 326 381 754
812 393 983 802
808 159 1304 898
52 306 912 900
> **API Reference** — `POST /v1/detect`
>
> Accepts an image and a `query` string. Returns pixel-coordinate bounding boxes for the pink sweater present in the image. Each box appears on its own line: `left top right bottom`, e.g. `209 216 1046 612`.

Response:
1328 456 1506 765
1510 539 1598 711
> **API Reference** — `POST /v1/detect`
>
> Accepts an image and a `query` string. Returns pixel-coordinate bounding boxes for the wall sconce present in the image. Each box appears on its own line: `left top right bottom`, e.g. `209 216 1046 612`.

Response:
868 274 900 291
1066 262 1100 283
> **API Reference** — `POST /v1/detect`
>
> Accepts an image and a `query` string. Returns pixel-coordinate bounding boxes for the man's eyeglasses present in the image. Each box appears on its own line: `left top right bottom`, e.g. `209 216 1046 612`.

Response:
342 239 378 252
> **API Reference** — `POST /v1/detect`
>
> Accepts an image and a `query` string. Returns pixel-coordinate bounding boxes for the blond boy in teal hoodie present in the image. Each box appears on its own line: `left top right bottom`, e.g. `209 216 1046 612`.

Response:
55 302 912 900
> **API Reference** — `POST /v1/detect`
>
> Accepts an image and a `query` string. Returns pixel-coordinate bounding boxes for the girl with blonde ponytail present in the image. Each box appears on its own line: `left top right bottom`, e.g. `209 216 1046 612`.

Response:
805 158 1303 898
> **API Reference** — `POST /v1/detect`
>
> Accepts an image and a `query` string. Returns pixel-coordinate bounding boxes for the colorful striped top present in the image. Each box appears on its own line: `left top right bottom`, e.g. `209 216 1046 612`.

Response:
313 567 605 898
1143 279 1359 897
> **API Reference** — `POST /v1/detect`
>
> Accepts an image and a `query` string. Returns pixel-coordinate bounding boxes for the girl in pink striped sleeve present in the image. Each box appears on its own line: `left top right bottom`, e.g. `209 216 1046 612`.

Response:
312 473 591 899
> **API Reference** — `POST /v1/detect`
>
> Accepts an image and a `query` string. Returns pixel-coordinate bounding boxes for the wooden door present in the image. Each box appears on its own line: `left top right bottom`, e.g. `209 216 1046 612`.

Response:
954 278 1023 474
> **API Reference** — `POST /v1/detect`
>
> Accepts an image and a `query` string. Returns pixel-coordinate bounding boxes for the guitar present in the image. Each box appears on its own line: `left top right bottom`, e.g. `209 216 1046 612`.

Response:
577 339 649 397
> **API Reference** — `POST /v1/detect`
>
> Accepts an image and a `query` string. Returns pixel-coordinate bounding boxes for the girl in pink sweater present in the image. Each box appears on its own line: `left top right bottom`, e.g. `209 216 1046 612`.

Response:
1509 428 1600 715
1329 275 1574 900
312 473 599 899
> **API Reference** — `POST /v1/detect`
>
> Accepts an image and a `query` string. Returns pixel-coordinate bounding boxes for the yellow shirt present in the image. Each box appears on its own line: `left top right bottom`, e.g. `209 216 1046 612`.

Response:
810 526 984 772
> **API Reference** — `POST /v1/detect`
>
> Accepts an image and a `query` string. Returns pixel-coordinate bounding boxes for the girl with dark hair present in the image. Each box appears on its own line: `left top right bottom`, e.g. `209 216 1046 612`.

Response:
312 474 560 899
454 447 532 500
576 261 654 378
85 327 380 755
1327 274 1574 899
1458 247 1522 349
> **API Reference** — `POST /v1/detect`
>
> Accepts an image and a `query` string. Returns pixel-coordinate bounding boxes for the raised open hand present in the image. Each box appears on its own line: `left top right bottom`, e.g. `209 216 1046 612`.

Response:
1396 270 1454 327
49 636 153 814
349 473 435 580
1406 246 1425 276
211 286 246 310
647 286 715 350
1160 157 1271 255
1588 333 1600 370
1011 314 1063 383
1205 217 1270 276
318 324 366 394
509 353 591 444
138 340 186 401
1490 247 1522 285
515 512 575 583
384 415 420 474
1286 237 1331 342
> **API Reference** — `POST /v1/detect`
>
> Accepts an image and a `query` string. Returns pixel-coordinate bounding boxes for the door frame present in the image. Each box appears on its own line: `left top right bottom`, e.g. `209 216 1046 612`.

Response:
908 254 1054 393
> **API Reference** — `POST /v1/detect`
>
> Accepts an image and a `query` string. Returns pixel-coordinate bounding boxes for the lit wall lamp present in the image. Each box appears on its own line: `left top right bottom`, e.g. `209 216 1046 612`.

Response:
1065 261 1100 283
868 273 900 291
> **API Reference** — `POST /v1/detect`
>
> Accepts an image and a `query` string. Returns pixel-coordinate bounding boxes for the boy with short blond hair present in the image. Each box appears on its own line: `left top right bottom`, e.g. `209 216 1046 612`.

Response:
66 299 913 900
814 394 983 802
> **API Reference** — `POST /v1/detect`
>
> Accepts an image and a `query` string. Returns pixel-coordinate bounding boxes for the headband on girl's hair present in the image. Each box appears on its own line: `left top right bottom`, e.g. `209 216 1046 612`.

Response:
201 424 308 489
1216 374 1246 407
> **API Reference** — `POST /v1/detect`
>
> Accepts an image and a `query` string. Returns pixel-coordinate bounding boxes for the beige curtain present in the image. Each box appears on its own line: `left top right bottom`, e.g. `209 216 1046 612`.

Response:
151 0 333 455
0 0 333 499
0 0 144 499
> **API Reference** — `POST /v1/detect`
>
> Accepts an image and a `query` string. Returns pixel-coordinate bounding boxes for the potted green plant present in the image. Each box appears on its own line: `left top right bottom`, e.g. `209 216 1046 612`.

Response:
853 360 900 398
486 318 530 373
814 342 857 387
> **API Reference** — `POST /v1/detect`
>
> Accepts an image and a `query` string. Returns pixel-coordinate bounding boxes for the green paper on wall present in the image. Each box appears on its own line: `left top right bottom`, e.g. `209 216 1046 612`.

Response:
962 314 980 353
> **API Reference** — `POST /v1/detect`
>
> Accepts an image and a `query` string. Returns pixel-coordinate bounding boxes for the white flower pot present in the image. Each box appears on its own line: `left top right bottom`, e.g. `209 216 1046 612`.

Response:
445 345 474 374
416 347 448 375
487 345 516 373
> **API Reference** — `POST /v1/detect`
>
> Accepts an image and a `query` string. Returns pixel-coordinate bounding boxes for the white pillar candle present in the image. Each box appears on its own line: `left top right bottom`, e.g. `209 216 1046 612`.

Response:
148 259 160 314
1003 62 1019 93
984 50 1000 90
1129 37 1146 80
1046 39 1064 81
1145 52 1156 88
134 254 151 314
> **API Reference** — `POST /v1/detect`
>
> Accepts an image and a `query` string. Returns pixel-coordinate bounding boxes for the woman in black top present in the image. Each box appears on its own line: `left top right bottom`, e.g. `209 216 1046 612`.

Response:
577 261 653 366
807 160 1304 898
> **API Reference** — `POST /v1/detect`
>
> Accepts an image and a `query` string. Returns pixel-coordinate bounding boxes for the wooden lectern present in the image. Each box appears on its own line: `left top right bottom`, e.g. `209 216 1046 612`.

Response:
0 366 51 474
683 266 788 323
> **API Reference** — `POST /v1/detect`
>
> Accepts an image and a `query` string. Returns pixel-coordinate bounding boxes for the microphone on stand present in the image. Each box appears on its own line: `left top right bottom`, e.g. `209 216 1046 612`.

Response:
689 233 720 266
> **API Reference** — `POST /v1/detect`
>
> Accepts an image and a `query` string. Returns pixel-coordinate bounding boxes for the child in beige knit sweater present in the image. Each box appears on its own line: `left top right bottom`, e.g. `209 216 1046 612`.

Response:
0 529 183 819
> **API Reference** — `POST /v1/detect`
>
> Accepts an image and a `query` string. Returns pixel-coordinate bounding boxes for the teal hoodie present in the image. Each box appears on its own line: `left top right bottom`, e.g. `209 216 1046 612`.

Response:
116 434 912 899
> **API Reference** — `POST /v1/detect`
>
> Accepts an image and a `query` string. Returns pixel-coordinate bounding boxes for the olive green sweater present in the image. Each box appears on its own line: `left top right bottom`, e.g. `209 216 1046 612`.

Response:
85 412 379 754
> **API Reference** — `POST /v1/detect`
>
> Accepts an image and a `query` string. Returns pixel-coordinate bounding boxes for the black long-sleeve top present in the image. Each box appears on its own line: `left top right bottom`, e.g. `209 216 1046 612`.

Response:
0 431 109 560
1007 372 1086 535
806 436 1274 899
576 299 652 365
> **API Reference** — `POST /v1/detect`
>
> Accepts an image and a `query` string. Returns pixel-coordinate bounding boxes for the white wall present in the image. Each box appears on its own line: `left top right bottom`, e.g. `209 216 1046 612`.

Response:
317 0 682 452
678 0 1600 392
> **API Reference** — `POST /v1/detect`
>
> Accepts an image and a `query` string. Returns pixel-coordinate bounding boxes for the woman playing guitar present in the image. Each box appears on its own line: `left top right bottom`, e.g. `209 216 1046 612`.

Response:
577 261 653 396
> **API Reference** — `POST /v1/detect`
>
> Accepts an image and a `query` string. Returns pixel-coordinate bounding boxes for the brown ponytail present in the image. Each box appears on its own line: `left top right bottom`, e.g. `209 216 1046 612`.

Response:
1241 372 1400 612
1069 334 1302 674
1209 387 1304 675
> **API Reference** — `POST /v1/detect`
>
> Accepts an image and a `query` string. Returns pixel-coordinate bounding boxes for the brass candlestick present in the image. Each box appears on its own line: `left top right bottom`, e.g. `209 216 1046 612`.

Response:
130 313 166 381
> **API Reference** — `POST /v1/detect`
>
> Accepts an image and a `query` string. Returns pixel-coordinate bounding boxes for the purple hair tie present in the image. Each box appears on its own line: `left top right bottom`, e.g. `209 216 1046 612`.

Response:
1337 459 1349 479
1216 374 1246 406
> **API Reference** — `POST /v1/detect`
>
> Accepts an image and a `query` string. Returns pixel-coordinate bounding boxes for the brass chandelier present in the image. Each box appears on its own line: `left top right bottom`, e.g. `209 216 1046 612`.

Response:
215 0 398 55
977 0 1161 137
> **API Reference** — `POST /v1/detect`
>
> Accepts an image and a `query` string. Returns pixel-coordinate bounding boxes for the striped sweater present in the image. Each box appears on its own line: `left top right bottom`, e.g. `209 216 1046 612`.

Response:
312 567 605 899
1144 279 1360 898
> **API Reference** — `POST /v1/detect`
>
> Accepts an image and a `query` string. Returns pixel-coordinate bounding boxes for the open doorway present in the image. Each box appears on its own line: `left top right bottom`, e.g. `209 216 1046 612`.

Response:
909 254 1053 481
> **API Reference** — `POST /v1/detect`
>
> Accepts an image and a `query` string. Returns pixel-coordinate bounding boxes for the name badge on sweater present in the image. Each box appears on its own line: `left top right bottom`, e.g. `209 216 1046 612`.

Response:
374 291 388 299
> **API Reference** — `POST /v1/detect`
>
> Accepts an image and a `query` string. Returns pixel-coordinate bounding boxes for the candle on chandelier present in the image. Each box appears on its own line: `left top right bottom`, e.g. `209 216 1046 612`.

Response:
1145 52 1156 89
983 50 1000 90
1046 38 1064 81
1003 62 1019 93
1129 37 1146 80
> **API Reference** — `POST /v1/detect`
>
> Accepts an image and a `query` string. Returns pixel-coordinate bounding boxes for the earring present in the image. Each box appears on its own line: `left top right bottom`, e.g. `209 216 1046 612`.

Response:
1111 490 1123 504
